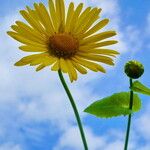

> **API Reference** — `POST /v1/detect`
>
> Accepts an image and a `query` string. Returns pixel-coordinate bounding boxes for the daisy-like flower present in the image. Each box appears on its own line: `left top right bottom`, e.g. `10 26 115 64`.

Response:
7 0 119 82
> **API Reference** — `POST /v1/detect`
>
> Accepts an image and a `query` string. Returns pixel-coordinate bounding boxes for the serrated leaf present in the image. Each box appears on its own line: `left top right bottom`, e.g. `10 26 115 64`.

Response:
131 81 150 96
84 92 141 118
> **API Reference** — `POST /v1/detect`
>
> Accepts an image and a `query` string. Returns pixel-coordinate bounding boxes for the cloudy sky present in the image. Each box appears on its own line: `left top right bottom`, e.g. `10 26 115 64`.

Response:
0 0 150 150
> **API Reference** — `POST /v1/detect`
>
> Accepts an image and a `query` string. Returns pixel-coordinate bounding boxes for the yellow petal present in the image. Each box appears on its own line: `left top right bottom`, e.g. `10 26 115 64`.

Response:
72 7 91 33
73 56 106 73
77 53 114 65
30 56 57 66
30 59 43 66
51 59 60 71
80 31 117 45
60 58 68 73
14 53 49 66
65 2 74 32
71 61 87 74
66 60 77 82
69 3 83 32
75 8 101 35
79 40 118 50
66 68 73 82
56 0 65 32
35 56 57 71
7 31 46 47
49 0 59 32
15 21 47 42
79 48 119 57
20 10 46 34
19 45 48 52
36 64 46 71
7 31 47 48
40 3 55 32
80 19 109 39
11 25 45 44
34 3 54 35
43 56 57 65
26 6 41 24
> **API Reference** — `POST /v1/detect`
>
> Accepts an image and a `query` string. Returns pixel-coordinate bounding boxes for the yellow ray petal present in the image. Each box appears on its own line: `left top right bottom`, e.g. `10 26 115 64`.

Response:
72 7 91 33
43 56 57 66
51 59 60 71
79 48 119 54
40 3 55 32
30 59 42 66
19 45 48 52
14 53 49 66
35 56 57 71
69 3 83 32
20 10 46 34
73 56 106 73
36 64 46 71
80 31 117 45
77 53 114 65
11 25 46 44
34 3 54 35
75 8 101 35
26 6 41 24
60 58 68 73
26 6 51 36
71 60 87 74
91 40 118 48
7 31 46 47
30 56 57 66
79 40 118 50
56 0 65 32
66 60 77 82
30 58 45 66
66 67 73 82
59 58 73 82
80 19 109 39
65 2 74 32
15 21 47 42
49 0 58 32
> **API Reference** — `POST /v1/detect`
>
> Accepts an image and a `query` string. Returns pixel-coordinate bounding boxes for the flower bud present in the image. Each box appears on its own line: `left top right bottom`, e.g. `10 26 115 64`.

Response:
124 60 144 79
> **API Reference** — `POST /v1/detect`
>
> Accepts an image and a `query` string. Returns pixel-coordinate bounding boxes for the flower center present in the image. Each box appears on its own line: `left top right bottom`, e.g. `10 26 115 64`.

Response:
49 33 79 58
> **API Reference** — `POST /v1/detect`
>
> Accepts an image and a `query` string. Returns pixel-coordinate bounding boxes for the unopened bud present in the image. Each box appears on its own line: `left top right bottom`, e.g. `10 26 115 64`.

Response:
124 60 144 79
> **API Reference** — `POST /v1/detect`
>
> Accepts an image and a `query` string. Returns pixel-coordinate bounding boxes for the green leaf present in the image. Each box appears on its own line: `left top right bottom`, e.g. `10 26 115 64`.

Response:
131 81 150 96
84 92 141 118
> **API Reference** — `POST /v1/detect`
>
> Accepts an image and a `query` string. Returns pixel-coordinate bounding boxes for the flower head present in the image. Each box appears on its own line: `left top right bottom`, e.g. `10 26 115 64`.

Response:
7 0 119 82
124 60 144 79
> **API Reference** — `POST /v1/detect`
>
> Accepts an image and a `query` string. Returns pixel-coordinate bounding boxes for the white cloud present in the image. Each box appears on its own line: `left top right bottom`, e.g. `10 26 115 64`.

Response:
137 144 150 150
135 103 150 140
53 126 106 150
53 126 138 150
0 143 22 150
89 0 119 17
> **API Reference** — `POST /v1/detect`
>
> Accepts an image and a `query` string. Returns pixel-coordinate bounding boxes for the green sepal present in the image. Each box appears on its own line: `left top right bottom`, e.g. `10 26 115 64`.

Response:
84 92 141 118
131 81 150 96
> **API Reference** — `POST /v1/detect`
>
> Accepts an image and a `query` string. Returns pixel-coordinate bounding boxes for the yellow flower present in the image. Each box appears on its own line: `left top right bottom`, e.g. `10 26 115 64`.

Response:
7 0 119 82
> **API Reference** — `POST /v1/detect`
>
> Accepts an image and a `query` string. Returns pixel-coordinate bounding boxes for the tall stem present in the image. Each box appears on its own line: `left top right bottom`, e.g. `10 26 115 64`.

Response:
58 70 88 150
124 78 133 150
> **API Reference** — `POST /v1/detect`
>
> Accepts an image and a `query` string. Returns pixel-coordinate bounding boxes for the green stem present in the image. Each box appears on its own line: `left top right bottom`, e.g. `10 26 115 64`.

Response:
124 78 134 150
58 70 88 150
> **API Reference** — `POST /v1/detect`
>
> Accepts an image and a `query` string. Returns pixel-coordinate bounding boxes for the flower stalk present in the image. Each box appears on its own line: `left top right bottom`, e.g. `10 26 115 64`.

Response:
124 78 133 150
58 70 88 150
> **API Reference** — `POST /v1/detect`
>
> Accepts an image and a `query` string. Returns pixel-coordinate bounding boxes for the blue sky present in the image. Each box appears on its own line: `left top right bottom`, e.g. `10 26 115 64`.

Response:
0 0 150 150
